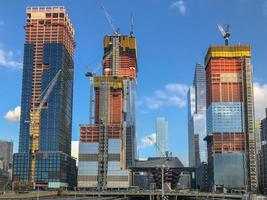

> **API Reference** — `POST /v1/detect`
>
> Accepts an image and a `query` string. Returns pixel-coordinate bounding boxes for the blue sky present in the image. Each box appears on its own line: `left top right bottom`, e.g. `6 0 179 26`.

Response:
0 0 267 166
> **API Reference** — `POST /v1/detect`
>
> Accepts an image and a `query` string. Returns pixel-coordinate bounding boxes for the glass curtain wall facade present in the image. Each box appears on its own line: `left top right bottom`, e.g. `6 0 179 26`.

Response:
188 63 208 191
156 117 168 157
13 7 76 189
188 87 195 167
259 109 267 194
205 46 257 192
188 63 207 167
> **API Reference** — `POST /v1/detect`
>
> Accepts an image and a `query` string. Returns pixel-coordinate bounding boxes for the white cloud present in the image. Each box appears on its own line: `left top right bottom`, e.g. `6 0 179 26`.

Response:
139 133 156 149
71 141 79 159
138 157 148 161
264 0 267 16
4 106 21 122
141 83 189 110
254 82 267 120
0 49 22 69
71 141 79 166
178 154 189 167
170 1 187 15
143 97 163 110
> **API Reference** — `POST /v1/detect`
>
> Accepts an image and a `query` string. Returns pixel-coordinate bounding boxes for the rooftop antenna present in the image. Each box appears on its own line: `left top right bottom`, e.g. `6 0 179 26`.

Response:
217 23 231 46
130 14 134 36
100 5 119 35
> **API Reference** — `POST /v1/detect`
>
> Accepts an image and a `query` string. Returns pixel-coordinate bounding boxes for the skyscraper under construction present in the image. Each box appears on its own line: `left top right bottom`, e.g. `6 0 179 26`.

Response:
13 7 76 189
78 34 137 189
204 45 257 192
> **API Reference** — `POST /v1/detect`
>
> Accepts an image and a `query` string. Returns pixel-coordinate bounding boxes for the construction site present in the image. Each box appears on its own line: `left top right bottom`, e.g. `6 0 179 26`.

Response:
204 43 257 192
4 3 266 200
77 6 138 189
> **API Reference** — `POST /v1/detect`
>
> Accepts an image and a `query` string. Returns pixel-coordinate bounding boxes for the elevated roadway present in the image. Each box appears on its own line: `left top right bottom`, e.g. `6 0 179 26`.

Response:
0 190 243 200
66 190 243 200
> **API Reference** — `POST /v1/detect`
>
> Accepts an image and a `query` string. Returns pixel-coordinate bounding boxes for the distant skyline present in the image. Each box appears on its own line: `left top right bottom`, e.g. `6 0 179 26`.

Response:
1 0 267 166
156 117 168 157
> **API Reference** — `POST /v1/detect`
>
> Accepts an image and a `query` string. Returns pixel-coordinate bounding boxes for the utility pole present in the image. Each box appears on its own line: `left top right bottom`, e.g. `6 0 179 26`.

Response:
147 136 170 200
161 165 165 199
37 185 39 200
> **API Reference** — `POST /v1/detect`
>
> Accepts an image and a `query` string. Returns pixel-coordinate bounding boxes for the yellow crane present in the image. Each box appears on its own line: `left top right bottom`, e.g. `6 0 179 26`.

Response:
29 69 62 188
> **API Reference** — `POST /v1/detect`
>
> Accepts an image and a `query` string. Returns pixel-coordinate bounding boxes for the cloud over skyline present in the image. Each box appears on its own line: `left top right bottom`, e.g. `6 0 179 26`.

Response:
139 133 156 149
71 141 79 166
170 1 187 15
140 83 189 110
4 106 21 122
0 49 22 69
254 82 267 120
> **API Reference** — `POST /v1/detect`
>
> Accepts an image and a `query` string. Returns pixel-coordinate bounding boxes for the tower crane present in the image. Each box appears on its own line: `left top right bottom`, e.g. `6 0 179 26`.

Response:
217 23 231 46
85 64 102 125
29 69 62 188
100 5 119 35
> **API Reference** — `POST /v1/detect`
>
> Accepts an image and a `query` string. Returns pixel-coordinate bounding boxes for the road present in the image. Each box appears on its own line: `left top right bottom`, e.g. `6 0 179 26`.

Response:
0 190 243 200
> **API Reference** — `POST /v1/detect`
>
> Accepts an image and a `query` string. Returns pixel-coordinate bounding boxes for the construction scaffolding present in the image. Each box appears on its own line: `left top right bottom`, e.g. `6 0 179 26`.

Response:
242 58 258 193
205 45 257 192
78 34 137 190
97 78 110 190
111 36 120 76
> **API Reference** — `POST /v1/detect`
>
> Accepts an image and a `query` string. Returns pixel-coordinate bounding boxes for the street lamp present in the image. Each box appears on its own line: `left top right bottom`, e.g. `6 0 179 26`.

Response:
37 185 39 200
147 136 170 200
74 187 77 199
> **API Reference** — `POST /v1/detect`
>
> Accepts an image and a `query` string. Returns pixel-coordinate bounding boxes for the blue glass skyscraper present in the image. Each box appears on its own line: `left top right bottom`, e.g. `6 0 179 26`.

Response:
259 109 267 194
156 117 168 157
13 7 76 189
188 63 207 167
188 63 208 191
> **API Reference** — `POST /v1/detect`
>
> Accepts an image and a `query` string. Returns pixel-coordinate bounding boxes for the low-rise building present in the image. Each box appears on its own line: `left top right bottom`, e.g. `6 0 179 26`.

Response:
0 140 13 180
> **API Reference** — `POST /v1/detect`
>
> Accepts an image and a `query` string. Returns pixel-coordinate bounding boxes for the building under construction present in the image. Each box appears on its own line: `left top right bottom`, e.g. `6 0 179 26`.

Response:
78 35 137 189
13 6 77 189
204 45 257 192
